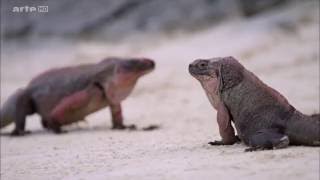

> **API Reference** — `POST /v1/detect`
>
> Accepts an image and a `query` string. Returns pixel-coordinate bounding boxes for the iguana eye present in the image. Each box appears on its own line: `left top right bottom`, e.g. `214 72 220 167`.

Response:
198 61 208 68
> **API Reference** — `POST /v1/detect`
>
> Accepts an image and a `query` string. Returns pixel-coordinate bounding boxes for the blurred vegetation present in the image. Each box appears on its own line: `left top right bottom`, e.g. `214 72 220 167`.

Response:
1 0 291 41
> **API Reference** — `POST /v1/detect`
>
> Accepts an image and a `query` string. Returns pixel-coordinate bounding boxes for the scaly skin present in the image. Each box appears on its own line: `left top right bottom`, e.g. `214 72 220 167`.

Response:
1 57 155 135
189 56 319 151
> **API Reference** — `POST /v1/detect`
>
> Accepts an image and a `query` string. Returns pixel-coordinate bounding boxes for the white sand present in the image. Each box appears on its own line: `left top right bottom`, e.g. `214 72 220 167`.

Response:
1 1 319 180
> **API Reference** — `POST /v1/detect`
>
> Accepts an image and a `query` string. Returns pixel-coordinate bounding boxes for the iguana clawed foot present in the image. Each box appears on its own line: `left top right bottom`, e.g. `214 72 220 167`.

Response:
112 124 137 130
10 129 31 136
208 136 241 145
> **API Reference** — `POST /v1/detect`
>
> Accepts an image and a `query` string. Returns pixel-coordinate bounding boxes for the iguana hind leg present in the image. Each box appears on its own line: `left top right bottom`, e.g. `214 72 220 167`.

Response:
245 128 289 152
47 83 104 134
10 89 35 136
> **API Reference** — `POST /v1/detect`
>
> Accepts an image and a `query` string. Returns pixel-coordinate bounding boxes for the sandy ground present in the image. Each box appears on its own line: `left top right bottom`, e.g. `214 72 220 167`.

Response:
1 1 319 180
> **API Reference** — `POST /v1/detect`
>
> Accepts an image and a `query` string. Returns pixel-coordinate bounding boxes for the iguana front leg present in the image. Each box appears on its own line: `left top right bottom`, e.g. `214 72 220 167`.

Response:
209 102 239 145
110 104 124 129
109 104 136 130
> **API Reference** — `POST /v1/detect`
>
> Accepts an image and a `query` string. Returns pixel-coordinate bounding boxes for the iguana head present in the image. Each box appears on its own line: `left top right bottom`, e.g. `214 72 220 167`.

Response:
189 56 244 93
119 58 155 76
98 57 155 103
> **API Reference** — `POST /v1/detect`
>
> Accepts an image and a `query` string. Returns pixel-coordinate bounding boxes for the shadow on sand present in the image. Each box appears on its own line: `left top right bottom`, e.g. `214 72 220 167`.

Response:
0 124 161 137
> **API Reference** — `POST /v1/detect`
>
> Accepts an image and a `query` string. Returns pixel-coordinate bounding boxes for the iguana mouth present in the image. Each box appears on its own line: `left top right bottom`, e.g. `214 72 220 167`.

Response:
188 66 210 76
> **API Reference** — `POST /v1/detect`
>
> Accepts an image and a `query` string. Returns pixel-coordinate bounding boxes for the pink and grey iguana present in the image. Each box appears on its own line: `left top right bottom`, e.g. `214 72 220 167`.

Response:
189 56 319 151
1 57 155 136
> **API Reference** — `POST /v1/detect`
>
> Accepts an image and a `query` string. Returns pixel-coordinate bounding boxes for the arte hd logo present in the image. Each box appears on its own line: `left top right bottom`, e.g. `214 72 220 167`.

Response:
12 5 48 13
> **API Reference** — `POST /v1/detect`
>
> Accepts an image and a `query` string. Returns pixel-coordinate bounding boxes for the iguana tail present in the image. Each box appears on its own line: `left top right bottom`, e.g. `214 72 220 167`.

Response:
285 111 320 146
1 88 34 128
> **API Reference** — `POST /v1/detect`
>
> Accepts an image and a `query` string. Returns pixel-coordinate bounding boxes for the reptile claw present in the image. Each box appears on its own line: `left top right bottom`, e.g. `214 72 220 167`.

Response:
208 141 224 145
10 130 31 136
112 124 136 130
